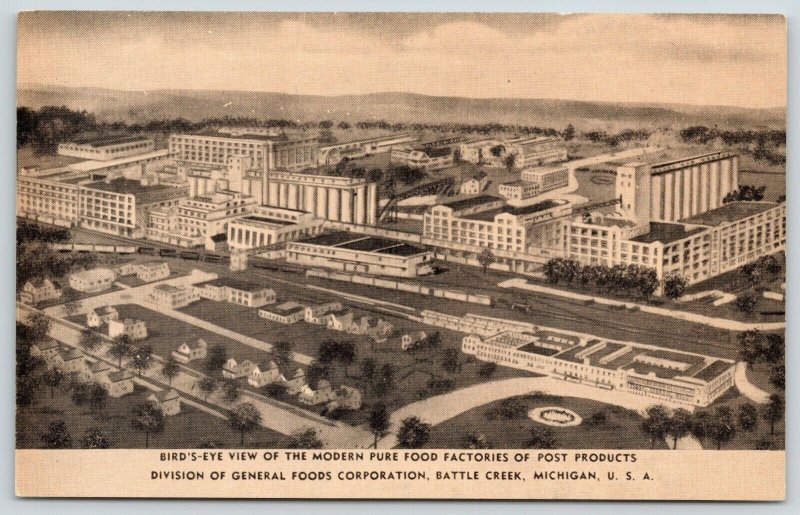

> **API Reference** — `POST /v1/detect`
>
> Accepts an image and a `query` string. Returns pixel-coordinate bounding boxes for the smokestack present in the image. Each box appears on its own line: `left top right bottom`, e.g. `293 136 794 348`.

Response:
261 142 270 206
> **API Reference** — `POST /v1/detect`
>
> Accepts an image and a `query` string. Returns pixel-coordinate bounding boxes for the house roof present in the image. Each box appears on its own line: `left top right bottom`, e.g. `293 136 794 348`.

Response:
95 306 117 316
59 348 83 361
150 388 180 402
187 339 207 350
107 370 133 382
256 360 278 372
35 339 60 351
202 277 271 293
89 361 111 373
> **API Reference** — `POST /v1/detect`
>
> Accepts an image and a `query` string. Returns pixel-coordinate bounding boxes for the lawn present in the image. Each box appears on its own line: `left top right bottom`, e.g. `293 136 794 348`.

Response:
424 393 668 450
17 383 287 449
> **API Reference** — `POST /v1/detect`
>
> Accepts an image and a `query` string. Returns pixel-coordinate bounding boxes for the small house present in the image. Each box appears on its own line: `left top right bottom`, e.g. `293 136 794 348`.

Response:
285 368 307 395
222 358 257 380
19 278 62 305
55 347 85 374
335 385 363 410
135 261 170 282
87 306 119 328
248 360 283 388
304 302 343 324
401 331 428 350
30 339 61 363
108 318 148 341
101 370 134 398
148 388 181 416
171 339 208 363
326 309 353 332
298 379 335 406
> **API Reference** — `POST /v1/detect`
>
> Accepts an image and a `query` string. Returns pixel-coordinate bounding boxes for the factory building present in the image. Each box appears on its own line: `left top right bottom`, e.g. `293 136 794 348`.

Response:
617 151 739 223
317 133 417 165
286 231 434 277
227 205 325 251
505 136 568 168
520 166 570 192
57 136 155 161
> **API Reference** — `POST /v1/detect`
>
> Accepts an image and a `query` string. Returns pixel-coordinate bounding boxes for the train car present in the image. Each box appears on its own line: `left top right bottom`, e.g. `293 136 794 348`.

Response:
115 246 137 254
203 253 223 263
138 246 156 255
180 250 200 260
159 248 177 257
95 245 115 253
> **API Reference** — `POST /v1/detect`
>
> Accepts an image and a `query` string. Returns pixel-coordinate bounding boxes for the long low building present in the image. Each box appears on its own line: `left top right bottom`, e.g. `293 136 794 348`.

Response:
58 136 155 161
286 231 434 277
227 205 325 251
462 330 735 407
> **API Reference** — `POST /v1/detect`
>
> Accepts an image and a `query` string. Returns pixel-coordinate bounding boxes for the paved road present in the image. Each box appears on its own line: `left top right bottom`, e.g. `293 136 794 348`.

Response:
734 362 770 404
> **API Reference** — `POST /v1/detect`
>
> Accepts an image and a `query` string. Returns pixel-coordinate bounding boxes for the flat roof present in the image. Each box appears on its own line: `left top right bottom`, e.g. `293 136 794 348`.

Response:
202 277 271 292
630 222 706 244
153 284 183 293
680 202 779 227
624 362 683 380
68 135 151 147
67 149 171 172
174 130 315 144
239 215 295 226
84 178 182 204
464 199 562 221
298 231 427 256
517 343 561 357
441 195 503 211
300 231 362 247
693 360 734 382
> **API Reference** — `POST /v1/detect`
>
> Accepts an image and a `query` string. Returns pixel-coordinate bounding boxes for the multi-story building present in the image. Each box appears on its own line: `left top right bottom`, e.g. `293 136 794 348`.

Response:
424 197 573 254
16 168 87 225
460 172 489 195
195 277 276 308
69 268 116 293
65 148 175 179
562 201 786 288
317 133 418 165
108 318 148 341
77 178 188 237
287 231 434 277
226 205 325 250
58 136 155 161
258 301 307 325
505 136 568 168
617 151 739 223
520 166 570 192
168 131 318 172
462 330 735 407
498 180 540 206
146 191 256 248
149 284 200 309
19 278 62 305
390 145 454 171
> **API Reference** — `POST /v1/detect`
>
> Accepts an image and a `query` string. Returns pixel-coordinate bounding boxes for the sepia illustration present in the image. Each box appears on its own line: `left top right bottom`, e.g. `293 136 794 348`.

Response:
15 12 785 499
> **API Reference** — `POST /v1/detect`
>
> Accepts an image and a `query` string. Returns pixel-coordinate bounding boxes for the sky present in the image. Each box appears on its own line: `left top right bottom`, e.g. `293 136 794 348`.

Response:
17 12 787 108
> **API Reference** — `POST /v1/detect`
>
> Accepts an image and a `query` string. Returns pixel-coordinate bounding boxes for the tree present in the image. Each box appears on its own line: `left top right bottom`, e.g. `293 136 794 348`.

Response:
737 329 763 370
397 417 432 448
129 344 154 378
63 300 83 317
637 267 659 300
228 403 262 446
763 393 784 436
374 364 394 397
223 380 240 404
735 293 757 315
41 420 72 449
367 403 391 449
274 340 293 370
161 357 180 385
87 383 109 415
204 345 228 376
738 403 759 432
527 426 557 449
463 432 492 449
441 348 460 374
762 333 785 365
198 377 218 400
770 361 785 391
80 427 111 449
641 405 670 449
663 275 688 300
478 362 497 378
306 361 330 390
667 408 693 450
708 406 736 450
28 312 51 342
691 410 712 445
477 248 494 275
361 358 376 384
503 153 516 171
108 334 133 369
286 428 324 449
562 124 575 141
131 401 165 449
42 368 64 399
79 328 103 352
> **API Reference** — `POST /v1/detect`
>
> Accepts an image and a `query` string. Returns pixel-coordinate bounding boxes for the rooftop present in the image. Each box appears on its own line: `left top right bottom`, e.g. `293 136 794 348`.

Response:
153 284 184 294
67 149 172 172
68 135 151 148
298 231 428 256
84 177 177 201
202 277 271 292
680 202 780 227
693 360 734 382
464 199 563 221
516 343 561 357
440 195 503 211
238 215 295 226
175 130 316 144
630 222 706 244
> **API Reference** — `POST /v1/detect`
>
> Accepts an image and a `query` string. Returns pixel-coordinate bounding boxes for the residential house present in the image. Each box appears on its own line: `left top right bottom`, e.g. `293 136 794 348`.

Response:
326 309 354 332
459 172 489 195
87 306 119 328
305 302 343 324
88 360 112 381
222 358 257 380
19 278 62 305
148 388 181 416
367 319 394 343
259 301 306 325
195 277 276 308
55 347 85 374
334 385 363 410
115 262 137 277
346 315 374 336
135 261 170 282
108 318 148 341
68 268 116 293
101 370 135 398
149 284 200 309
248 360 283 388
298 379 335 405
285 368 307 395
171 339 208 363
30 339 61 363
401 331 428 350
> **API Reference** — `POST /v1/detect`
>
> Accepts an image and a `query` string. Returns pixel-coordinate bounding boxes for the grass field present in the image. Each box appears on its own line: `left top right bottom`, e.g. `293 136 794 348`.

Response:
425 393 667 450
17 383 287 449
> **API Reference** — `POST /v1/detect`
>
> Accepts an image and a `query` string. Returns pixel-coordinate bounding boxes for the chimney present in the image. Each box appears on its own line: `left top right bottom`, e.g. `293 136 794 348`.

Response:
261 142 270 206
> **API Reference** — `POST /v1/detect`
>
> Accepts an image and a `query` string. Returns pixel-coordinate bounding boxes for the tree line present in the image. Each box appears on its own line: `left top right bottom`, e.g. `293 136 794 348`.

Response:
543 258 660 299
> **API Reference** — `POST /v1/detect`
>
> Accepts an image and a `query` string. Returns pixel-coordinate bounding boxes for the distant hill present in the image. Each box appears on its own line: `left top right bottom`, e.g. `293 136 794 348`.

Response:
17 85 786 130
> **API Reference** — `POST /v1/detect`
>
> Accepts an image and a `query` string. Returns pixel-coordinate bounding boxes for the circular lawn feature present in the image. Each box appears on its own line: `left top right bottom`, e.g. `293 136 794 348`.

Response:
529 406 582 427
